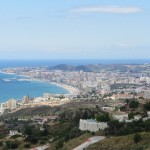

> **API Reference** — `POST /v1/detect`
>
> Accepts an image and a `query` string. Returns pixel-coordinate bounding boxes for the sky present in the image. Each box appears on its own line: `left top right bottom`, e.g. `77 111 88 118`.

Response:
0 0 150 60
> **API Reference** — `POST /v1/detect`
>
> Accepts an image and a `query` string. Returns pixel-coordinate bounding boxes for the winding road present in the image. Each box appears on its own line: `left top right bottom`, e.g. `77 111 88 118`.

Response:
73 136 105 150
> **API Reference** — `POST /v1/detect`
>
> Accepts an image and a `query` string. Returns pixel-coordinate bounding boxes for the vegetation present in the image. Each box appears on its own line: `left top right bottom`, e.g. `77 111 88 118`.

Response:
128 112 135 120
50 133 92 150
134 133 142 143
105 119 150 136
55 139 64 149
95 112 110 122
6 140 20 149
87 132 150 150
129 100 139 108
24 143 31 148
144 102 150 111
0 141 3 147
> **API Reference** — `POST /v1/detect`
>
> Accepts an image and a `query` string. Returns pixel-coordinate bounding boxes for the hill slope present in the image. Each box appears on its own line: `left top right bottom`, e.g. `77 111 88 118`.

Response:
87 132 150 150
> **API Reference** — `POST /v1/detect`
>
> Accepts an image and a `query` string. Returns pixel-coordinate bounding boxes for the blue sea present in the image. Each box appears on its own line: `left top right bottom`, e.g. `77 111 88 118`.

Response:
0 59 150 102
0 72 68 102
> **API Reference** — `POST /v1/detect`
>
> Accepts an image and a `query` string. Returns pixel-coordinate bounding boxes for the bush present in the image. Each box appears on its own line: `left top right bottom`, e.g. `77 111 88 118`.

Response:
91 132 95 135
135 146 144 150
134 133 142 143
55 139 64 149
145 119 150 131
25 136 38 144
6 140 20 149
128 112 134 120
144 102 150 111
129 100 139 108
95 113 110 122
39 140 45 145
10 134 22 139
24 143 31 148
0 141 3 147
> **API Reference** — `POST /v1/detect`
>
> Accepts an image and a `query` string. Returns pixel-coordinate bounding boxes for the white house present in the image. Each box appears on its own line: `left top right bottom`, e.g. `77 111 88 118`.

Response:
79 119 108 132
9 130 19 136
0 103 5 115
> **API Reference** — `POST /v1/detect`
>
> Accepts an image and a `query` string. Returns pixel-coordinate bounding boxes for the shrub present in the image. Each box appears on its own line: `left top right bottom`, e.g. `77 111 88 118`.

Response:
24 143 31 148
0 141 3 147
25 136 38 144
39 140 45 145
6 140 20 149
55 139 64 149
134 133 142 143
135 146 144 150
144 102 150 111
129 100 139 108
145 119 150 131
10 134 22 139
91 132 95 135
95 113 110 122
128 112 134 120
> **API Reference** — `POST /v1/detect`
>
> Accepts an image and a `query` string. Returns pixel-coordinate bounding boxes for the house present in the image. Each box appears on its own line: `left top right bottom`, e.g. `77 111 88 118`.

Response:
9 130 19 136
79 119 108 132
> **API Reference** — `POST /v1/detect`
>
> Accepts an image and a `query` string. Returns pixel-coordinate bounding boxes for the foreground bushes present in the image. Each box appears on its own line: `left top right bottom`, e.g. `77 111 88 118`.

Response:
6 140 20 149
105 119 150 136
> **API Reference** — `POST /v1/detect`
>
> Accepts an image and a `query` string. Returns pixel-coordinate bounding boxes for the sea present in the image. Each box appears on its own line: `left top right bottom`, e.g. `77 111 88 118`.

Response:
0 59 150 102
0 72 68 102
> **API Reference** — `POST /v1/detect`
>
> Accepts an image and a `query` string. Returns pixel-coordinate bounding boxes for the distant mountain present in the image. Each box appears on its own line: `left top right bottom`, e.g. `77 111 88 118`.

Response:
51 64 74 71
48 64 148 73
49 64 91 72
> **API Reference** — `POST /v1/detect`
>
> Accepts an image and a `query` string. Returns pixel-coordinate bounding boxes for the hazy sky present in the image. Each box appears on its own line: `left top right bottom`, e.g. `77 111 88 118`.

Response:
0 0 150 60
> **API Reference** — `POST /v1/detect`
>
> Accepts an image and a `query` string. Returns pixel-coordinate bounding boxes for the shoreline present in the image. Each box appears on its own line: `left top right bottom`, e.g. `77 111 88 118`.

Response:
50 82 79 95
0 71 79 97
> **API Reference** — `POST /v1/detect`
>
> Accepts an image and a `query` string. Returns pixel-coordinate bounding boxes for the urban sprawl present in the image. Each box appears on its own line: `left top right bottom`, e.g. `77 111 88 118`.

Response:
1 64 150 131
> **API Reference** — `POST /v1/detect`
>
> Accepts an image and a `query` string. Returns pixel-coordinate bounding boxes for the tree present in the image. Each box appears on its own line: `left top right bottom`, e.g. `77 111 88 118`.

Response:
24 125 32 135
145 119 150 131
95 113 110 122
144 102 150 111
129 100 139 108
6 141 20 149
25 136 38 144
39 140 45 145
134 133 142 143
55 139 64 149
125 99 129 105
128 112 134 120
0 141 3 147
24 143 31 148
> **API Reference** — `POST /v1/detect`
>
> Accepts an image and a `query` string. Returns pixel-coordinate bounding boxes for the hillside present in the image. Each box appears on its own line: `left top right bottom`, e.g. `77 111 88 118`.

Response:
87 132 150 150
1 102 98 119
48 64 148 73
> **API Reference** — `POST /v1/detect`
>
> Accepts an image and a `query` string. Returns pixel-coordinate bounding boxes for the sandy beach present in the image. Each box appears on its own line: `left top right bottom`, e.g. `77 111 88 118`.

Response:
51 82 79 95
0 70 79 96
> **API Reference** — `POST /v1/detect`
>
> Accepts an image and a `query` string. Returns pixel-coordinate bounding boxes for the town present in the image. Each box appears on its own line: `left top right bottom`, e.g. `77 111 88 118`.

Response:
0 64 150 149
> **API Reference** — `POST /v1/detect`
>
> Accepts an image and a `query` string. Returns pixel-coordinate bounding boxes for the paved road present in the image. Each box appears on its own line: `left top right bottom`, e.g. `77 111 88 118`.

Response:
73 136 105 150
30 145 49 150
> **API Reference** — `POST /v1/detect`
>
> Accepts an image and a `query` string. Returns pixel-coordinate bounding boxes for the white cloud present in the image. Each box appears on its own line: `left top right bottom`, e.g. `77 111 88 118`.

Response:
71 5 143 14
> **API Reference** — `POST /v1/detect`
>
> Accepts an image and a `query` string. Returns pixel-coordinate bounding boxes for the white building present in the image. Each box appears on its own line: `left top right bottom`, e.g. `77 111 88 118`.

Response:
113 114 142 123
9 130 19 136
43 93 50 98
6 99 17 110
113 114 128 122
23 96 30 104
0 103 6 115
79 119 108 132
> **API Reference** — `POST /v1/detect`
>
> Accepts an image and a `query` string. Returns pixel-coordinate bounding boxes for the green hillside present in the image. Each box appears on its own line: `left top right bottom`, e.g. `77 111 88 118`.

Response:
87 132 150 150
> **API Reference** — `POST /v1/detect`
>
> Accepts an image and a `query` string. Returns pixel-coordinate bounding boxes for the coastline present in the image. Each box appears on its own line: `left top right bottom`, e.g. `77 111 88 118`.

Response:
0 71 79 97
50 82 79 95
